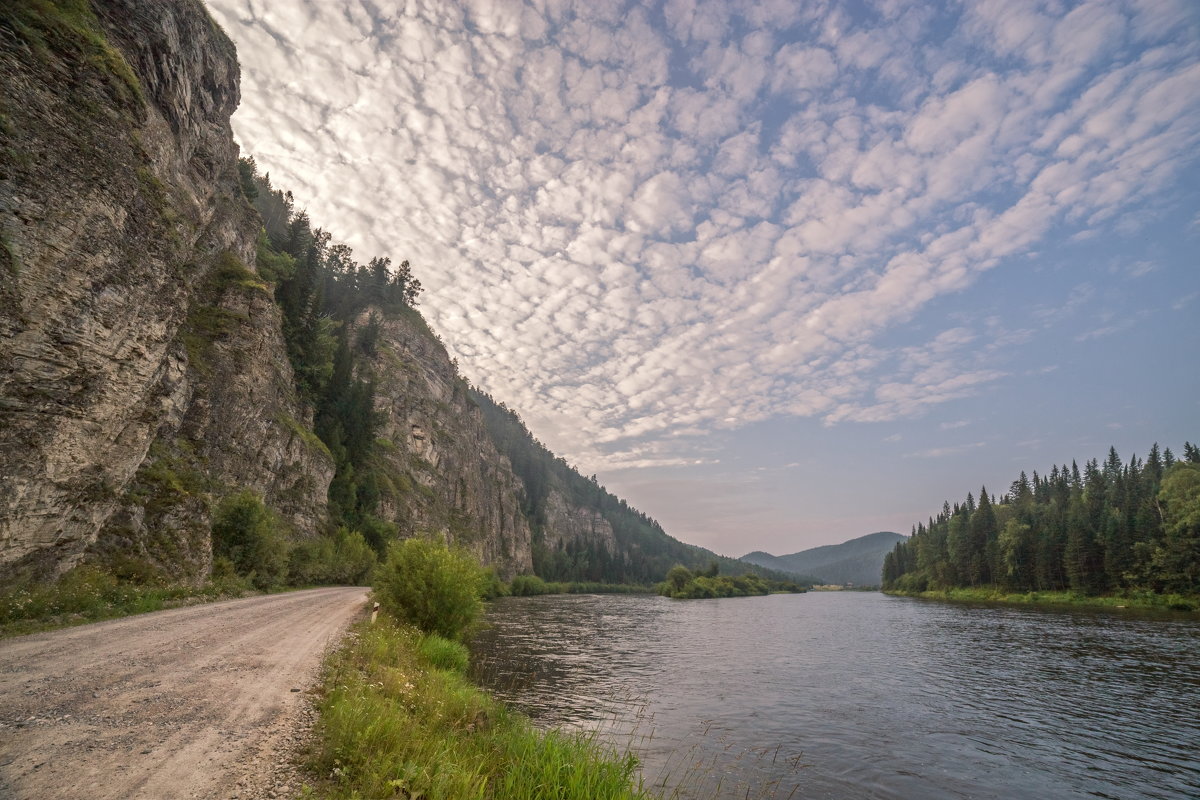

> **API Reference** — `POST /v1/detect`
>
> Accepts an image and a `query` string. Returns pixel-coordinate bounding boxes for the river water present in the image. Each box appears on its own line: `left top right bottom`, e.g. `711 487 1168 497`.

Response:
469 591 1200 800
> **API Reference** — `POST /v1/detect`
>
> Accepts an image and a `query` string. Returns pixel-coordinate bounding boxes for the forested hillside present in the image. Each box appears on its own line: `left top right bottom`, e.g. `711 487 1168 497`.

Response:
883 443 1200 596
242 161 414 551
471 390 802 585
245 164 785 587
238 162 535 578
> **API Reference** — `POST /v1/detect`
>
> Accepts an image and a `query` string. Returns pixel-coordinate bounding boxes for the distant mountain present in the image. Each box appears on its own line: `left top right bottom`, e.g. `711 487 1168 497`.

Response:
741 531 906 587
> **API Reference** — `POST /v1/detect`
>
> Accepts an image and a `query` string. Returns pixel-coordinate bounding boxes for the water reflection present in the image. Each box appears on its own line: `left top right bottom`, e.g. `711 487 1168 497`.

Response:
470 592 1200 799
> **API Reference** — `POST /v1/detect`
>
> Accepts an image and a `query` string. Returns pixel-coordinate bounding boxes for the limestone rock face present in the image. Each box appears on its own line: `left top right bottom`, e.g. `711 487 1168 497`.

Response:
540 489 618 555
363 309 533 579
0 0 330 579
0 0 538 583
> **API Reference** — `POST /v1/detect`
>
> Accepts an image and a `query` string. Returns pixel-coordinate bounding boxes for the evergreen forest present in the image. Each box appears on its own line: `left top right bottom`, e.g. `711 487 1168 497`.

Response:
239 157 421 556
240 159 794 588
882 442 1200 597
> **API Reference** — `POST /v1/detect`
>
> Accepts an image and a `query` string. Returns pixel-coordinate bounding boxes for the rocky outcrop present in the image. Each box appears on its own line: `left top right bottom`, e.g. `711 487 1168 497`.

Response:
0 0 543 584
361 309 533 579
0 1 331 579
541 489 617 555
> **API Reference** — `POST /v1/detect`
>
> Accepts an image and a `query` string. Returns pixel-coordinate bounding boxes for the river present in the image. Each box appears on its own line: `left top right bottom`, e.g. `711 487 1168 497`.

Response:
469 591 1200 799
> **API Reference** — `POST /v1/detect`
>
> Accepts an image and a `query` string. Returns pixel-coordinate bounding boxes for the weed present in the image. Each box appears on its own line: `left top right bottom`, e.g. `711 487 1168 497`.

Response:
0 564 252 638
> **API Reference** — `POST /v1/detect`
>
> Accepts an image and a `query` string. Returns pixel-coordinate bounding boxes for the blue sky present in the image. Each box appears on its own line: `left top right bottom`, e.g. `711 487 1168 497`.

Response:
206 0 1199 556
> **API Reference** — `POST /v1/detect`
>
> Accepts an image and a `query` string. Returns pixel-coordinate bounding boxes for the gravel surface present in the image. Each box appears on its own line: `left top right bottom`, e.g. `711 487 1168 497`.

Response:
0 586 368 799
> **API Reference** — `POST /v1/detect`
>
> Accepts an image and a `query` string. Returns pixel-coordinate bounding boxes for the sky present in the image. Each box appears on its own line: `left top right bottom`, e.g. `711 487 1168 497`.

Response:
205 0 1200 557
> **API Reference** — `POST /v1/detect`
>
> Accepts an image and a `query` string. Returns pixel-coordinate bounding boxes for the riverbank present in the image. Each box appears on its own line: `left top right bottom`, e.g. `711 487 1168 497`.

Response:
300 617 652 799
884 586 1199 612
507 575 656 596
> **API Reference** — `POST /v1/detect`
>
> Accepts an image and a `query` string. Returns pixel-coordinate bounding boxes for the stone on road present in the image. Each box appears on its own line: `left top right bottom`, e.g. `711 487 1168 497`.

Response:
0 586 368 799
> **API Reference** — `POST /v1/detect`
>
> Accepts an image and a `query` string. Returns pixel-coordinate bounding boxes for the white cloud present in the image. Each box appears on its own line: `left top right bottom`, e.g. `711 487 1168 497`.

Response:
207 0 1200 471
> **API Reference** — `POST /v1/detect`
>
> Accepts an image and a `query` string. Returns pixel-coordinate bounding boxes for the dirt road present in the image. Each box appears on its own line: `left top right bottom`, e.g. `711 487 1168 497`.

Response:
0 586 368 799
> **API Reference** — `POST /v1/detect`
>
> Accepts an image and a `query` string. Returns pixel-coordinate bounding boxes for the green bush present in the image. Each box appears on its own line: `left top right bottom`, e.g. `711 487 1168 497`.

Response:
665 564 693 593
481 567 509 599
0 563 235 636
658 567 793 600
417 633 470 672
288 528 377 586
211 490 289 590
509 574 551 596
373 537 486 640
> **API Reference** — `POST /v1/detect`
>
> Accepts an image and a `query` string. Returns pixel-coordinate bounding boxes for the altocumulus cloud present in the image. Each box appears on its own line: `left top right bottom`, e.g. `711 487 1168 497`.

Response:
207 0 1200 470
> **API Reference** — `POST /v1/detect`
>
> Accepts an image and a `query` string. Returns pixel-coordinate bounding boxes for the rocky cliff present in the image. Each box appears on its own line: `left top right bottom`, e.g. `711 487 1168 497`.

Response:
0 1 332 580
540 490 617 556
0 0 545 583
358 308 532 579
0 0 664 587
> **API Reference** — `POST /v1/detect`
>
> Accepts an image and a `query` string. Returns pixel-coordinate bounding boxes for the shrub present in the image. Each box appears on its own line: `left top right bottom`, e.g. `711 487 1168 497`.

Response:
211 490 289 590
373 537 485 640
357 514 396 557
509 574 550 596
665 564 693 593
481 567 509 599
289 528 377 585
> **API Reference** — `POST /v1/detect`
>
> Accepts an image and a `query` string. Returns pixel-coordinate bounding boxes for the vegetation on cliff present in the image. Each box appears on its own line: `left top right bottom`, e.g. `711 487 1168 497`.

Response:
1 0 144 107
242 161 421 556
882 442 1200 606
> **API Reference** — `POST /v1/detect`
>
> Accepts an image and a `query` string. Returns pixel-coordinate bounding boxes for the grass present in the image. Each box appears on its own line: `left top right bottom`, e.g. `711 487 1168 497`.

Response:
886 586 1199 612
277 412 335 461
1 0 144 107
0 563 256 638
302 617 652 799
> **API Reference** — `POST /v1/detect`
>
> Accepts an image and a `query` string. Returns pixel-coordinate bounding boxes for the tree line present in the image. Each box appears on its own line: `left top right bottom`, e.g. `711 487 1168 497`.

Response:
239 158 422 555
238 159 805 588
882 442 1200 596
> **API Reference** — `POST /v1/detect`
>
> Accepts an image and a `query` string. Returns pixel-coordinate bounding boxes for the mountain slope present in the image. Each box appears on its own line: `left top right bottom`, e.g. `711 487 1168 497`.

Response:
0 0 537 582
0 0 798 589
741 531 905 587
472 390 811 585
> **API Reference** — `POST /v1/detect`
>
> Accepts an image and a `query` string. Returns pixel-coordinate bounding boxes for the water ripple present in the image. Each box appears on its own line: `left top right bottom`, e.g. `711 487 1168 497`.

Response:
470 593 1200 800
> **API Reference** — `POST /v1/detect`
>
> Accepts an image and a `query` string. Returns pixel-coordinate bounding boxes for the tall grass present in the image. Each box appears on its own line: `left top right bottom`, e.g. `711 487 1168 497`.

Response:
306 618 652 799
0 563 254 638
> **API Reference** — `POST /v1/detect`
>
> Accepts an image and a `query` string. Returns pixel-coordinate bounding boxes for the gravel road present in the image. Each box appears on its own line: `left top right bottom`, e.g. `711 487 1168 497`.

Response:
0 586 368 800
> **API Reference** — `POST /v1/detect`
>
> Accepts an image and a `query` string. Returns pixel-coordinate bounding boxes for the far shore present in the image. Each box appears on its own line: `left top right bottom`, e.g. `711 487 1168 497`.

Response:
884 586 1198 613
